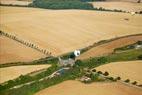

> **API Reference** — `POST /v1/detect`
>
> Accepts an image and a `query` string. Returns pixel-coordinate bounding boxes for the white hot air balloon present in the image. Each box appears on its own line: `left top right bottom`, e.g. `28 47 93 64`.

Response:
74 50 80 57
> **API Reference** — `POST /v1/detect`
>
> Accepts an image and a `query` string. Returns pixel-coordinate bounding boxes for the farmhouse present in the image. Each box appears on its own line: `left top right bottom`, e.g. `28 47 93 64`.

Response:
58 57 75 67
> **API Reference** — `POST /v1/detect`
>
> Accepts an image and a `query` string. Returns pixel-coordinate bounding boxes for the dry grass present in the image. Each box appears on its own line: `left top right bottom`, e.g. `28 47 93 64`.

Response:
1 6 142 56
95 61 142 84
0 64 51 83
0 0 32 6
0 36 45 64
91 1 142 12
35 80 142 95
78 35 142 60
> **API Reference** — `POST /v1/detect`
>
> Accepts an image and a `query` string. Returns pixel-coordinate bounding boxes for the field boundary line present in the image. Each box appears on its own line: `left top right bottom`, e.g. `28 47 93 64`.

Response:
0 30 52 57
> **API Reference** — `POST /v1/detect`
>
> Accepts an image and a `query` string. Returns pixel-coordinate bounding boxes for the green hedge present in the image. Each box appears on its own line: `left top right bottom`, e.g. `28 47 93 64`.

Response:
30 0 94 9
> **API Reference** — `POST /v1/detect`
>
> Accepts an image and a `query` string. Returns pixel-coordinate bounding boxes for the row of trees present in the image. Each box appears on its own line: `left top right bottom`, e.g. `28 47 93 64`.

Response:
0 31 51 56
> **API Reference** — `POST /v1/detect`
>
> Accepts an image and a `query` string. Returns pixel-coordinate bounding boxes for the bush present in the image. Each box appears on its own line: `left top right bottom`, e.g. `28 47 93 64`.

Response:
137 84 142 87
107 77 114 81
116 77 121 80
137 41 142 45
132 81 137 85
92 69 96 72
124 79 130 83
137 55 142 60
90 73 99 81
97 57 108 64
31 0 94 9
103 71 109 76
75 60 84 66
97 71 102 74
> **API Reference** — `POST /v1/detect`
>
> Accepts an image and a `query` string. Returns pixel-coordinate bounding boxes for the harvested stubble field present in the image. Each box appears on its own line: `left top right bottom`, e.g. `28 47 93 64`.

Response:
0 0 32 6
78 35 142 60
35 80 142 95
0 36 45 64
0 64 51 83
0 6 142 57
95 61 142 84
91 1 142 12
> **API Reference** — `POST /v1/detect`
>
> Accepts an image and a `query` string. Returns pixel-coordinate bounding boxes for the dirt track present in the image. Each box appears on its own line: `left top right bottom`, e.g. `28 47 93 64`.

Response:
0 64 50 83
35 80 142 95
77 35 142 60
0 36 45 64
1 6 142 56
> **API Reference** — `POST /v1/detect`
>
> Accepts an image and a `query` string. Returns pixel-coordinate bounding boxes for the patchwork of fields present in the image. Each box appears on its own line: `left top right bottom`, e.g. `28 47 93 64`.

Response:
1 6 142 57
78 35 142 60
91 1 142 12
35 80 142 95
0 36 45 64
95 61 142 84
0 1 142 94
0 64 51 83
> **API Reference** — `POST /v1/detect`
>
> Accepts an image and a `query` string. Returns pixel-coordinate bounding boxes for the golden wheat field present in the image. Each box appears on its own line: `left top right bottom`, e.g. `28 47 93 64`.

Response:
91 1 142 12
35 80 142 95
78 35 142 60
0 36 45 64
0 0 32 6
1 6 142 57
95 61 142 84
0 64 51 83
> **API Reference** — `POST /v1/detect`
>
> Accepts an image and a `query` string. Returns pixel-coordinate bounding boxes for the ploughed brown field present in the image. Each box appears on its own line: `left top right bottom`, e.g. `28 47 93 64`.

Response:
0 64 51 83
0 36 45 64
35 80 142 95
91 1 142 12
1 6 142 57
95 61 142 84
77 35 142 60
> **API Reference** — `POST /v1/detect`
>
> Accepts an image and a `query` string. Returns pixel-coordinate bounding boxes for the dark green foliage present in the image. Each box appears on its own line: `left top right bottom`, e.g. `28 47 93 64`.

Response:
103 71 109 76
31 0 94 9
90 73 99 81
75 60 84 66
70 52 75 59
137 55 142 60
125 79 130 83
97 57 108 64
81 0 105 2
107 77 114 81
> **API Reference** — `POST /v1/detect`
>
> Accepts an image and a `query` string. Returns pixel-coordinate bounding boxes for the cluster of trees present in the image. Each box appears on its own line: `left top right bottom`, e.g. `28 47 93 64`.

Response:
30 0 94 9
0 31 51 56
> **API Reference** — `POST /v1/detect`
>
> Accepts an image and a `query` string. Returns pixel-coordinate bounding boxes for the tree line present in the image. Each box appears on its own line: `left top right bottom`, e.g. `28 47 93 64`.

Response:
29 0 94 9
0 31 51 56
